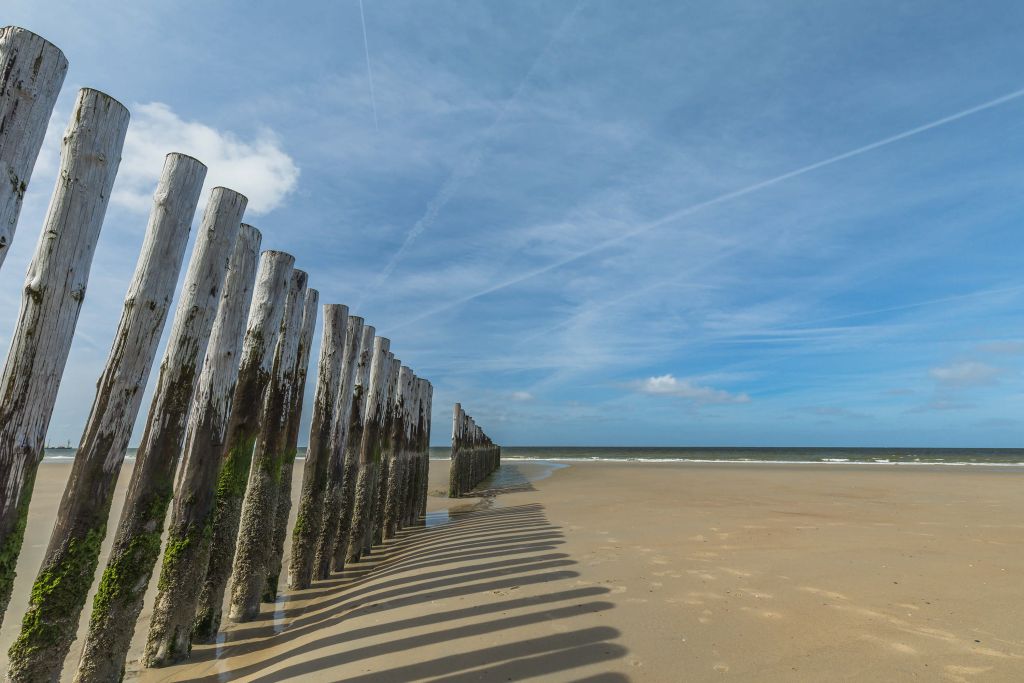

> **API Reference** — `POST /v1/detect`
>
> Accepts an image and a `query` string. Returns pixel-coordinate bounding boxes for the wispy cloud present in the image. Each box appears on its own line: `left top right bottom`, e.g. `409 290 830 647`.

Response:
929 361 1004 387
392 84 1024 327
631 374 750 404
359 0 587 303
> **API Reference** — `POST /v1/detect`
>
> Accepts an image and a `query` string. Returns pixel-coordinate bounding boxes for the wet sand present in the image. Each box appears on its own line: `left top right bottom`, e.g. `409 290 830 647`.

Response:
2 460 1023 681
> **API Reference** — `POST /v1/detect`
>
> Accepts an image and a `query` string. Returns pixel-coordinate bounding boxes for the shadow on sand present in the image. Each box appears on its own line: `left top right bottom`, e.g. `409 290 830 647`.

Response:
162 466 628 682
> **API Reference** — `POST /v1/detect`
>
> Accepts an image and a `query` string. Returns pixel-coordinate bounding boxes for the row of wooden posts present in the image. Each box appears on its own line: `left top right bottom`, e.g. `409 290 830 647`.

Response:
0 26 434 682
448 404 501 497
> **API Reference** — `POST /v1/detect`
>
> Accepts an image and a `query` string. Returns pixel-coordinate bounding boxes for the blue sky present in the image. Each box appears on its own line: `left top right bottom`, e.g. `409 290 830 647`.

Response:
3 1 1024 447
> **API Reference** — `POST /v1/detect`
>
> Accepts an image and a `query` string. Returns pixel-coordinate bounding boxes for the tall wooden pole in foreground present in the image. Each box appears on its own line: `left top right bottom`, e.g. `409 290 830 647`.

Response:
347 338 392 563
316 320 370 578
0 89 128 627
227 271 307 622
6 153 205 681
0 26 68 268
75 187 245 683
264 287 318 602
192 250 293 642
142 224 261 667
288 305 349 590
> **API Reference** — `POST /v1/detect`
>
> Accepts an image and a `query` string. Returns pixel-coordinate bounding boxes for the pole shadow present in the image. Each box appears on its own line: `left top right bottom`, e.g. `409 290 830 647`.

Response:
146 500 629 682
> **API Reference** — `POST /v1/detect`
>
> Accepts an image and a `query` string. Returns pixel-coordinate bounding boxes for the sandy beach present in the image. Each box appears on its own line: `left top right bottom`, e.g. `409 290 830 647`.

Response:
2 459 1023 681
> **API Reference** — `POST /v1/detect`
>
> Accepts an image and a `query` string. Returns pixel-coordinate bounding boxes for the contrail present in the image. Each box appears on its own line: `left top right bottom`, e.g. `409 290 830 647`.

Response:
389 84 1024 330
358 1 586 306
358 0 378 130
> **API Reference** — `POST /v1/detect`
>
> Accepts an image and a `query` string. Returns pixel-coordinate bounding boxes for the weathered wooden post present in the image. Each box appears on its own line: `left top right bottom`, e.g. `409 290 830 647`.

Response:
449 403 463 497
192 250 293 641
0 89 127 627
411 378 431 526
370 356 401 546
0 26 68 268
417 381 434 523
264 287 318 602
400 378 425 528
142 224 261 667
346 338 391 564
227 271 307 622
288 305 349 590
75 187 245 683
382 366 414 539
317 320 371 578
6 153 204 681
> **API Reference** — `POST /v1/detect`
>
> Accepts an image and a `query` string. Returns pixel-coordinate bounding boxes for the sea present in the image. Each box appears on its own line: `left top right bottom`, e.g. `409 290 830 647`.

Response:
40 445 1024 467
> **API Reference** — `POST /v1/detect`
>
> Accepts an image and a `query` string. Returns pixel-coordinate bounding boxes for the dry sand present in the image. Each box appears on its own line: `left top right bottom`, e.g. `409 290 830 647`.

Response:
1 459 1022 681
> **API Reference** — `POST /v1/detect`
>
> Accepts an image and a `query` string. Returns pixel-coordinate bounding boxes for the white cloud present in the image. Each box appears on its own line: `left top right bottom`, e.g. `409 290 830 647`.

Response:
929 361 1003 387
633 374 750 404
510 391 533 401
112 102 299 215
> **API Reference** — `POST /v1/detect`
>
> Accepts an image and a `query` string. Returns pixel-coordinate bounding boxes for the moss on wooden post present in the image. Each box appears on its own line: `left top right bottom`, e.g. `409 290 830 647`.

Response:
192 250 294 642
0 89 127 629
316 321 371 579
6 153 205 681
264 288 318 603
142 224 261 667
0 26 68 269
227 271 307 622
288 306 351 590
347 339 394 564
74 187 245 683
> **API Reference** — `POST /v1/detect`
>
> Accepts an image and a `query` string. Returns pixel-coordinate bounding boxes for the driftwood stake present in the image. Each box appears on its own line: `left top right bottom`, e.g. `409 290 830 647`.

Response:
0 89 127 627
75 187 245 683
288 305 349 590
227 270 307 622
347 338 392 563
142 224 261 667
6 153 205 681
264 287 318 602
0 26 68 268
317 320 370 578
192 250 294 641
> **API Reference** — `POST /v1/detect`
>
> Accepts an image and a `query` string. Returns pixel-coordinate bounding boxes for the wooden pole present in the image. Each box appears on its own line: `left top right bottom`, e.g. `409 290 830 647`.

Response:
382 366 413 539
370 356 401 546
395 370 418 534
0 26 68 268
346 337 391 564
288 305 349 590
449 403 463 497
192 250 293 641
263 287 318 602
400 378 424 528
0 89 128 627
323 322 374 575
75 187 245 683
6 153 205 681
417 381 433 523
227 270 307 622
142 224 261 667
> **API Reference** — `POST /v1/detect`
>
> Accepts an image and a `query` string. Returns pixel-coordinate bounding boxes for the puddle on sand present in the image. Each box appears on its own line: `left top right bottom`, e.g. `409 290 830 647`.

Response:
426 460 568 527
